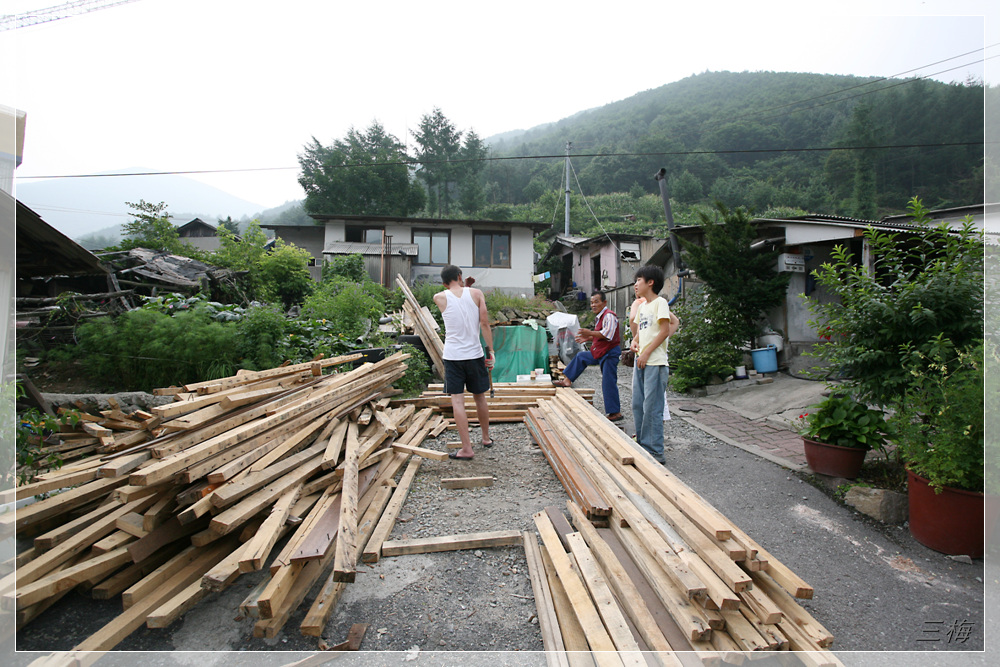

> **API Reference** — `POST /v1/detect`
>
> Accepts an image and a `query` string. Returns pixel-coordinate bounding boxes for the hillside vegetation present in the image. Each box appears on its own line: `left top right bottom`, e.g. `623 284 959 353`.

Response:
486 70 984 220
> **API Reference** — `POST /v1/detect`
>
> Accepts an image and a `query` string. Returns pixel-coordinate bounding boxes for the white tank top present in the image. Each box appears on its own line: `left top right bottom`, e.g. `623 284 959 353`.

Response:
441 287 484 361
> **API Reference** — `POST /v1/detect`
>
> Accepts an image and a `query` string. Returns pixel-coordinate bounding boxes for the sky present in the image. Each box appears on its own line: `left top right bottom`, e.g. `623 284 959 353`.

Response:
2 0 997 211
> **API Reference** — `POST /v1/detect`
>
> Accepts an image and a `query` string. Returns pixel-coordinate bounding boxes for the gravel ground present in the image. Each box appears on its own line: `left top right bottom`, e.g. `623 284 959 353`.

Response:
8 360 990 665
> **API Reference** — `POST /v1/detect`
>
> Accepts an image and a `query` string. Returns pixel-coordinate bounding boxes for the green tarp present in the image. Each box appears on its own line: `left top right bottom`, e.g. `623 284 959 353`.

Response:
489 325 549 383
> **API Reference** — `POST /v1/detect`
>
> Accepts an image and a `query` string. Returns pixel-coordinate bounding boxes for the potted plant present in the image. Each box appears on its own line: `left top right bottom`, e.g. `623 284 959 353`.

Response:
890 340 984 557
797 390 888 478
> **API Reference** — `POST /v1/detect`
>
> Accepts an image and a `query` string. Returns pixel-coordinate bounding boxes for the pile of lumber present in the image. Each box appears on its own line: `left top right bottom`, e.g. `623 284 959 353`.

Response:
2 351 459 654
522 389 843 666
489 305 553 327
394 273 444 379
393 382 594 425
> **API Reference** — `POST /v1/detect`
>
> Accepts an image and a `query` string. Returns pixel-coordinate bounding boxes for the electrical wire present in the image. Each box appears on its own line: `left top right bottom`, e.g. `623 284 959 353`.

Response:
14 50 992 182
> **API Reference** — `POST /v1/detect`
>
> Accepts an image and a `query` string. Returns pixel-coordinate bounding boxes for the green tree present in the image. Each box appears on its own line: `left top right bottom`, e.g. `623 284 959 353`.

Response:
298 121 425 217
217 216 240 235
210 221 270 303
412 108 463 216
458 130 489 215
120 200 181 252
681 203 791 346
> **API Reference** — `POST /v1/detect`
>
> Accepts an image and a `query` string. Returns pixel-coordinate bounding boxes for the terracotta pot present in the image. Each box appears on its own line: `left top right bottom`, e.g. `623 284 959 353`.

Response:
907 469 984 558
801 437 867 478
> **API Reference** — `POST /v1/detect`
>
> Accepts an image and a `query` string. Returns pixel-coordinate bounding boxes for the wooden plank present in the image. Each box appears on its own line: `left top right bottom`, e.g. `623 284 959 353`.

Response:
145 578 209 628
5 475 128 532
381 530 522 557
74 541 233 652
11 468 101 501
121 545 202 609
91 542 184 600
2 494 160 590
321 419 350 470
98 451 151 478
90 530 136 555
537 540 594 667
238 483 302 573
391 443 448 461
115 512 148 538
521 531 570 666
440 476 494 489
332 421 361 582
300 483 394 636
532 511 623 665
7 546 132 611
565 501 682 656
564 532 646 661
32 499 122 553
361 456 422 563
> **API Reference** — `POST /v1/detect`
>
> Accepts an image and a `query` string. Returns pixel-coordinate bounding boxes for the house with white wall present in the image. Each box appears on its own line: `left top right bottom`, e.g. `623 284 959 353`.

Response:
263 214 548 294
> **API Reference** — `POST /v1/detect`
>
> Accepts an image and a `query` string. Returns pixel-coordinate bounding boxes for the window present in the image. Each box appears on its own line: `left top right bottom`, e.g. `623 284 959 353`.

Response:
345 226 383 243
413 229 450 265
473 231 510 268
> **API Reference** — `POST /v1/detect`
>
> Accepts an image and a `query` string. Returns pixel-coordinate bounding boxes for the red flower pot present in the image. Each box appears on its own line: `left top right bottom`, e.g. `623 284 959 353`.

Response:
801 437 867 478
907 469 984 558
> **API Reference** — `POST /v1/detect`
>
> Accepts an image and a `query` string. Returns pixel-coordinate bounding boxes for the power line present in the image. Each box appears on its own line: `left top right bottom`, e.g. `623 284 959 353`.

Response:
14 140 985 181
1 0 142 31
14 48 991 182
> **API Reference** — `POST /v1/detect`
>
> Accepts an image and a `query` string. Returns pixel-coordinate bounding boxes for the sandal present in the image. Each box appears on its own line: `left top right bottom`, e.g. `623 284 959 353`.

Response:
448 451 474 460
481 440 494 448
552 379 572 388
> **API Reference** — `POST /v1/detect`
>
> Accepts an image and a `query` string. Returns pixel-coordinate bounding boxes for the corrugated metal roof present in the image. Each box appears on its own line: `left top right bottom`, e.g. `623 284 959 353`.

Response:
323 242 418 256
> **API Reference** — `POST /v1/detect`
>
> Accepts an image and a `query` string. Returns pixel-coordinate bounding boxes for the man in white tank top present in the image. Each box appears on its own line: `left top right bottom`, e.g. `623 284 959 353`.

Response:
433 265 495 460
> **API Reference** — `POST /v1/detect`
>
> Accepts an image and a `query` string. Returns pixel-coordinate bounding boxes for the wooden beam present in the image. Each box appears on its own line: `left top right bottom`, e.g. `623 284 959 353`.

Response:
381 530 522 557
440 476 494 489
361 456 422 563
332 421 361 582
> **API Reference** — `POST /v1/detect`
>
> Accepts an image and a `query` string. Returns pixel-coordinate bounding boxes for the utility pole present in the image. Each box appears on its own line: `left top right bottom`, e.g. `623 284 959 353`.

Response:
655 167 689 277
564 142 572 236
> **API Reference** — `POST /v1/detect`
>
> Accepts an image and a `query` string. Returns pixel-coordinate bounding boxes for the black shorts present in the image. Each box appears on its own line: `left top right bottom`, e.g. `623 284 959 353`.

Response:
444 357 491 395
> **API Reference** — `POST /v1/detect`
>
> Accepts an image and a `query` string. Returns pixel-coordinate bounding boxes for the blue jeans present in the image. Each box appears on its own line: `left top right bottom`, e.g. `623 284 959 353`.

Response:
632 364 670 461
564 346 621 415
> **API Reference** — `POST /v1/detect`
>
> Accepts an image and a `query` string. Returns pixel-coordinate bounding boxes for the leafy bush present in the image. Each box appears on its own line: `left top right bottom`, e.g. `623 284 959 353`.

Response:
667 293 743 392
393 344 432 397
259 242 315 310
806 197 983 407
301 277 386 343
797 391 888 452
14 382 81 484
322 253 367 283
890 340 983 492
75 306 241 390
233 303 289 370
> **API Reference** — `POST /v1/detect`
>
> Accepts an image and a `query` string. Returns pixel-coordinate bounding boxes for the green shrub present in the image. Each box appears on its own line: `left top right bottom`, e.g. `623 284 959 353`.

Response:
806 197 983 407
667 294 743 393
797 391 888 452
233 303 289 370
76 306 241 390
322 253 367 283
301 277 386 343
393 344 432 397
258 242 316 310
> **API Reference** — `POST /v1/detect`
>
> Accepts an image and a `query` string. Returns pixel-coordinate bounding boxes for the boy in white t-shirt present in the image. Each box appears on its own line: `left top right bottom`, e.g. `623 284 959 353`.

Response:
629 265 678 463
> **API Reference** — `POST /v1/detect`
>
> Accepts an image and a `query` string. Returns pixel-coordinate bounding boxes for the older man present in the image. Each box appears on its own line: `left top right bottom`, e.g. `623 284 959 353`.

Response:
553 290 622 421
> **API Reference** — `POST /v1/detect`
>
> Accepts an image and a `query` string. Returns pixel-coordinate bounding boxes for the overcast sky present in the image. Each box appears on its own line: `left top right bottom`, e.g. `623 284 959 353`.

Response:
3 0 996 210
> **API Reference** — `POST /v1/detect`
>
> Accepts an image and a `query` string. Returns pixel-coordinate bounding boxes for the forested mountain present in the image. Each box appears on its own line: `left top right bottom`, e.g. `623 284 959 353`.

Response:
485 70 984 218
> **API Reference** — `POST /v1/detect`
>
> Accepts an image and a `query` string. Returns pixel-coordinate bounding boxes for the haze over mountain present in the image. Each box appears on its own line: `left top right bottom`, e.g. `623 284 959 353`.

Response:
16 168 268 240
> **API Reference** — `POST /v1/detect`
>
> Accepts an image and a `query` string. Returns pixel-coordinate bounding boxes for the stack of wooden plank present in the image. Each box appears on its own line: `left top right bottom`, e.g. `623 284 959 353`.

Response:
3 351 457 654
523 388 843 667
393 382 594 425
488 306 553 327
394 273 445 379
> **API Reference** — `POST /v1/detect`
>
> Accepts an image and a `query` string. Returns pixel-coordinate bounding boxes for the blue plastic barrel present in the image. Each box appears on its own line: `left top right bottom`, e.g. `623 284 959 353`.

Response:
750 345 778 373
